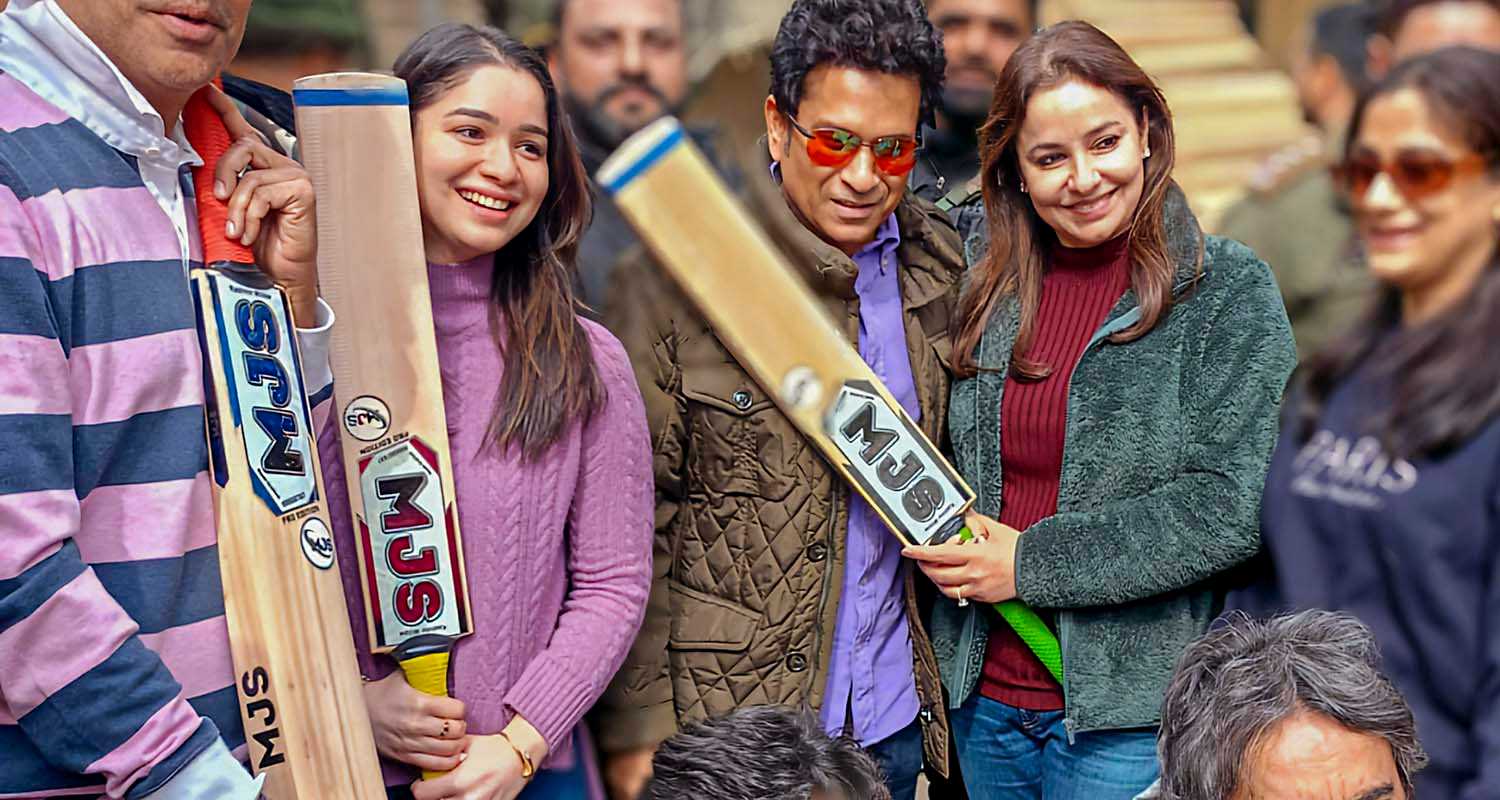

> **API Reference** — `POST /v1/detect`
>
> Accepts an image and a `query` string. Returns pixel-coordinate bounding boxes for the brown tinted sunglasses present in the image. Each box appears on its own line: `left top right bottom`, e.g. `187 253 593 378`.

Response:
1333 150 1490 201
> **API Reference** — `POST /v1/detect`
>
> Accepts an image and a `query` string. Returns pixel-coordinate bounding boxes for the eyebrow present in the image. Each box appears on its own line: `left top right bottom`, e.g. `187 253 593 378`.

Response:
578 23 678 37
445 107 498 124
1027 121 1126 157
1352 784 1395 800
445 108 549 138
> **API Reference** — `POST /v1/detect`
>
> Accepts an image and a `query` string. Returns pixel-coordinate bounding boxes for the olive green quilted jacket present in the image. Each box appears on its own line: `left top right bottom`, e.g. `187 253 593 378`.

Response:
596 150 965 776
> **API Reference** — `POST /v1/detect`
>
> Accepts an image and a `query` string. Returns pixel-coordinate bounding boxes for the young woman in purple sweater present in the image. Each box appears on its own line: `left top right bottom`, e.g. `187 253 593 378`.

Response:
318 23 653 800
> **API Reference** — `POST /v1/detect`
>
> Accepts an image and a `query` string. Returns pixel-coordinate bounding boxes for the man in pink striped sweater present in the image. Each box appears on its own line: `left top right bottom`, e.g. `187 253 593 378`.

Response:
0 0 333 796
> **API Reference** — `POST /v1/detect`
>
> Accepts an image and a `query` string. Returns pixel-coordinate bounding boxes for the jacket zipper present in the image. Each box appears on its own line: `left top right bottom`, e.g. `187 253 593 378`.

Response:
1053 270 1203 736
958 311 1006 702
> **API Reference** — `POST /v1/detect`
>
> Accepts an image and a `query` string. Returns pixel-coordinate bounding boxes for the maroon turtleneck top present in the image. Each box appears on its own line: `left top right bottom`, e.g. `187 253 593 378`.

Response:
979 233 1132 710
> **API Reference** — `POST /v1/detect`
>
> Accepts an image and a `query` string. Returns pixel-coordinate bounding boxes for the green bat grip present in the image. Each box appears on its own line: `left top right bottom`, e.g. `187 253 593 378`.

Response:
957 525 1064 685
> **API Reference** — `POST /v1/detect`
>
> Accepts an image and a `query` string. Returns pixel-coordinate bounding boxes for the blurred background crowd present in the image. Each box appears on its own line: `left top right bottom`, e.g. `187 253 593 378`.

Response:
207 0 1497 356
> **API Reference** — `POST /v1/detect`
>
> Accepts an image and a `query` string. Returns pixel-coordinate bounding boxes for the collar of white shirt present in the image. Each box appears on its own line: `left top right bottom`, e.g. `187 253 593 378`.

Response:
0 0 201 171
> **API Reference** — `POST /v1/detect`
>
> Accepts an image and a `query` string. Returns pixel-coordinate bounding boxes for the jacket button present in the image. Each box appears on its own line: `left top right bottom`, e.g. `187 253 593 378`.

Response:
786 653 809 672
807 543 828 562
732 390 753 410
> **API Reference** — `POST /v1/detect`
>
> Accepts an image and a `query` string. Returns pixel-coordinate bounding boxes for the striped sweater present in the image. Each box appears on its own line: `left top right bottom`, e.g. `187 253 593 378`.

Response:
0 71 328 798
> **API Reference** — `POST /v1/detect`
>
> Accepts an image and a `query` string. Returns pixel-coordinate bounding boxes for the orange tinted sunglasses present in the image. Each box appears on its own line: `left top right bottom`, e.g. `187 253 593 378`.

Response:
1334 150 1490 202
784 113 921 176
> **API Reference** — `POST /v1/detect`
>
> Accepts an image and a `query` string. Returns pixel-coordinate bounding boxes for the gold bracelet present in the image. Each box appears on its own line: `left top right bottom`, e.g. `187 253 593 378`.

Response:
498 730 536 780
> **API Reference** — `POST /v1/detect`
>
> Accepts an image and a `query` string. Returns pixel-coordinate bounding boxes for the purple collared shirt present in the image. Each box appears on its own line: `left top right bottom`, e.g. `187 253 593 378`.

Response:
820 211 922 746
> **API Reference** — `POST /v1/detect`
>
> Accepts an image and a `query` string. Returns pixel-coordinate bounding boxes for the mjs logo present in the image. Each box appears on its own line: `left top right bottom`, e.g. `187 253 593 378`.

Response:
376 470 445 625
235 299 306 478
209 277 316 515
359 437 462 644
828 381 967 543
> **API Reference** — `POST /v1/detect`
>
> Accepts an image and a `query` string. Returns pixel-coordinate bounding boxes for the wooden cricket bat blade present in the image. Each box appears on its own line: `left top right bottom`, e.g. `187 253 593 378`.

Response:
293 73 474 781
192 268 386 798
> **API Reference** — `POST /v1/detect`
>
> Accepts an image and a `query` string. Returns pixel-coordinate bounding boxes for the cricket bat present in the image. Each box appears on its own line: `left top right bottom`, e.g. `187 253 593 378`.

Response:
184 90 385 797
597 118 1064 683
292 73 473 779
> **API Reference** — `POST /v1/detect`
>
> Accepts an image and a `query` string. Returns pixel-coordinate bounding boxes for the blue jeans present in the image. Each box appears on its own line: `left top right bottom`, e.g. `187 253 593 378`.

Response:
865 716 924 800
950 695 1158 800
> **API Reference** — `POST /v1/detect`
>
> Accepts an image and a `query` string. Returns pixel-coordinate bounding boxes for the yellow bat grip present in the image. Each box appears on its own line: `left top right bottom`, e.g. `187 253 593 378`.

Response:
399 651 452 781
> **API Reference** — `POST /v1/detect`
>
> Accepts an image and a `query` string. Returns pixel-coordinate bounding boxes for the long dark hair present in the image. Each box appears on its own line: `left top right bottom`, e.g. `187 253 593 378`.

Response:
1297 46 1500 459
395 23 603 460
952 21 1186 379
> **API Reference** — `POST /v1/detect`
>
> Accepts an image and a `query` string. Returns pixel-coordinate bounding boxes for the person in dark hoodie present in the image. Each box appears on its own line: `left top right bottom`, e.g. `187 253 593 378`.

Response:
1236 46 1500 800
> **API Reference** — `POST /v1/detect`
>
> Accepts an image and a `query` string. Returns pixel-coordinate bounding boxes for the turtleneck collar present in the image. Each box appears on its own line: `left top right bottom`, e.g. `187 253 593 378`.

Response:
1050 232 1130 273
427 256 495 333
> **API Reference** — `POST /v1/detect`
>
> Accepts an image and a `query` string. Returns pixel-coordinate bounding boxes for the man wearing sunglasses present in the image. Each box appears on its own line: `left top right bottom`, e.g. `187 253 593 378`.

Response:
597 2 963 799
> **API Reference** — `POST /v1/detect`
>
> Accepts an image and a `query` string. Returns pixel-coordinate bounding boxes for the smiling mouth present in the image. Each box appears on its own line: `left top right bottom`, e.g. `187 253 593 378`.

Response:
1366 224 1424 250
1066 189 1116 215
459 190 515 212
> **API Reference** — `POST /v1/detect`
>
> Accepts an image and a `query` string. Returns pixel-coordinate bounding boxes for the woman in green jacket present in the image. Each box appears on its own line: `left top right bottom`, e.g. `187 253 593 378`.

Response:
905 21 1296 798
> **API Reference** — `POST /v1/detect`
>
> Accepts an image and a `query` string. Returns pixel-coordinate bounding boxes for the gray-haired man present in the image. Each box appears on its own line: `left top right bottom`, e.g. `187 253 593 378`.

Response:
1156 611 1427 800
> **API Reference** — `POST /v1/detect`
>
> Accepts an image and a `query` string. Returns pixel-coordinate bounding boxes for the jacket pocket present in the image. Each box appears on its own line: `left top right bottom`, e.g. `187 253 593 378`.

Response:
667 581 759 651
681 364 775 415
680 365 797 499
929 332 954 374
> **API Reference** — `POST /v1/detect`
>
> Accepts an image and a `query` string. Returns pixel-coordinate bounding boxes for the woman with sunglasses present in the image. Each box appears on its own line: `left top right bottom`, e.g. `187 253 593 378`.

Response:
318 23 652 800
906 22 1296 797
1237 46 1500 798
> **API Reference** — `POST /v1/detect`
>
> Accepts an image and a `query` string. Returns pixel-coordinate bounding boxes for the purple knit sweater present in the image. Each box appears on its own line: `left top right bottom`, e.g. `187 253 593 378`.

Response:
318 256 653 778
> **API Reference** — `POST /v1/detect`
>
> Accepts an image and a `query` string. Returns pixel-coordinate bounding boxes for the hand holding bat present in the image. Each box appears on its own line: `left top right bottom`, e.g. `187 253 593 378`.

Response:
598 116 1065 687
903 512 1022 605
362 672 469 773
294 72 475 784
202 85 319 324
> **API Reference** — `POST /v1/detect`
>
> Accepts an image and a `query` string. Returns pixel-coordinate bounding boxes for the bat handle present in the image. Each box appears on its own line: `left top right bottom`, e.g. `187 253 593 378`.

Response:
395 637 455 781
183 81 256 269
951 525 1065 684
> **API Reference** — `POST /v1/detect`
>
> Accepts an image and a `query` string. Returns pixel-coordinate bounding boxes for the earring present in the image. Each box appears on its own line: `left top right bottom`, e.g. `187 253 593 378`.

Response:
1144 147 1152 159
1020 181 1028 194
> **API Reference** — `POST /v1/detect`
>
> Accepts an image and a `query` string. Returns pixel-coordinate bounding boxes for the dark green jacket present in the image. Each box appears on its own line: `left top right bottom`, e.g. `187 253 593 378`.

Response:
930 189 1297 734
